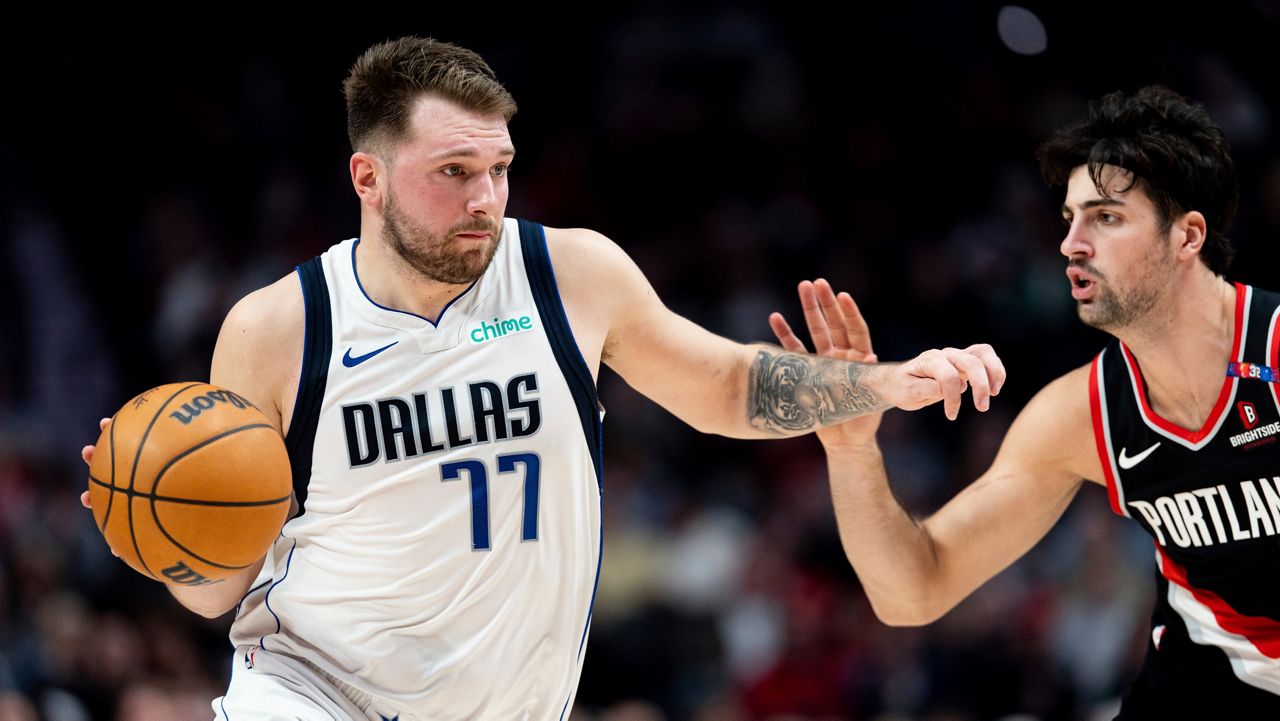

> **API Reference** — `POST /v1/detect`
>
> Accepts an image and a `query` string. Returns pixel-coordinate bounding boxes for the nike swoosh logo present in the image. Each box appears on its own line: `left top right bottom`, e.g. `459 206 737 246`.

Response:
1118 442 1161 470
342 341 399 368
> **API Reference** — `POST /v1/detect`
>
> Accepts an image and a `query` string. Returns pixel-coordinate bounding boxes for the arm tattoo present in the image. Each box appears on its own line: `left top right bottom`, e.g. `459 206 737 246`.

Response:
747 349 888 434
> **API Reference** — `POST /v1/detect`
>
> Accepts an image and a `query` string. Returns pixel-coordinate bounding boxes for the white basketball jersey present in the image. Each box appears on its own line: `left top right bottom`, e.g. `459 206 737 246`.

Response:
229 218 603 720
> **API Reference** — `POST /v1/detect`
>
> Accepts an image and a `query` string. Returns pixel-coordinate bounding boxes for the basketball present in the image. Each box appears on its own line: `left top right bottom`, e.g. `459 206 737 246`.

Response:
87 382 292 586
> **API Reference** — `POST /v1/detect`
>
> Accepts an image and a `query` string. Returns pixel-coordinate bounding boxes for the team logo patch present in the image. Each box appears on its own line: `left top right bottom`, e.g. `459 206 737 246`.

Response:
468 311 536 345
1229 401 1280 448
1239 401 1260 430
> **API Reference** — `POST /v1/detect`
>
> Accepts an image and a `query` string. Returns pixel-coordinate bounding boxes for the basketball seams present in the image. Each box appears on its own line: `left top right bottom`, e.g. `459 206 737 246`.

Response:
152 495 292 507
100 416 118 533
126 382 207 579
147 422 289 571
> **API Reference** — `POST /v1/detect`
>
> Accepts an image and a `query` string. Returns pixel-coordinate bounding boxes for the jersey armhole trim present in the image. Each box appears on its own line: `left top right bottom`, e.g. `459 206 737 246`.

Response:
516 219 603 486
1090 351 1128 517
284 257 332 516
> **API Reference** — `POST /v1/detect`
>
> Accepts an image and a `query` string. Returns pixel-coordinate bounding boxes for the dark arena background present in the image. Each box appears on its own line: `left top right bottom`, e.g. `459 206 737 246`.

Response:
2 2 1279 719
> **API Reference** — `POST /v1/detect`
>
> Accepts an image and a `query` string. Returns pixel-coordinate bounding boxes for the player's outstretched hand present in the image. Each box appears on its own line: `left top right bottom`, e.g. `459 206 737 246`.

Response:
881 343 1005 421
770 279 883 447
770 279 1006 430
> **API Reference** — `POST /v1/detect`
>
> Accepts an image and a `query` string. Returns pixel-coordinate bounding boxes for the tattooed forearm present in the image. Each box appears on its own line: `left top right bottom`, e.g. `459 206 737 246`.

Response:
747 349 888 434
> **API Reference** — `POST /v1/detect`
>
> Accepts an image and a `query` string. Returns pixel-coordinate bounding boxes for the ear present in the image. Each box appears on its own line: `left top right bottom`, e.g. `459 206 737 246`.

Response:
1174 210 1208 261
350 152 386 209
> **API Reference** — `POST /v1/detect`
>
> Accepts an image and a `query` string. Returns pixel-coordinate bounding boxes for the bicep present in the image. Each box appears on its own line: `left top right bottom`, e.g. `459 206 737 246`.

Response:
550 228 751 433
602 277 753 433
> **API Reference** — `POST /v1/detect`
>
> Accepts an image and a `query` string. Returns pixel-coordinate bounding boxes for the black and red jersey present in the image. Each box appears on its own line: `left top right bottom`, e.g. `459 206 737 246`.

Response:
1089 283 1280 716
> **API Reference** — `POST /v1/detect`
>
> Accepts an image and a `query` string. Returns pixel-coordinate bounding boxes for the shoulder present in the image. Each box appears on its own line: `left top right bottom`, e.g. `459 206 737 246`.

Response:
1018 363 1094 434
541 226 635 274
211 271 306 431
220 272 305 346
1038 361 1093 404
1004 362 1103 484
540 225 655 310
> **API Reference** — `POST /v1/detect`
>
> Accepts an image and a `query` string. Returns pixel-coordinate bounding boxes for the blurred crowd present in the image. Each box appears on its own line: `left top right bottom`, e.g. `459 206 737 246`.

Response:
2 2 1280 719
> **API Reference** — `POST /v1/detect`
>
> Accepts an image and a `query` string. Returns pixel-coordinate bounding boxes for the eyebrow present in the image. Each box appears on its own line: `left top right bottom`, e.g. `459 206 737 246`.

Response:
1061 197 1125 214
429 146 516 162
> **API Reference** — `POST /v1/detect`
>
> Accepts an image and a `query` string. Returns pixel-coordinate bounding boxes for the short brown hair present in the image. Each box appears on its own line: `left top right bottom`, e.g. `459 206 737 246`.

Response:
342 36 517 153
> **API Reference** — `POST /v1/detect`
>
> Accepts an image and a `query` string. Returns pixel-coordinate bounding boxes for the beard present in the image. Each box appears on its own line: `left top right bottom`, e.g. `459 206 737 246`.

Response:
382 191 502 285
1074 240 1173 331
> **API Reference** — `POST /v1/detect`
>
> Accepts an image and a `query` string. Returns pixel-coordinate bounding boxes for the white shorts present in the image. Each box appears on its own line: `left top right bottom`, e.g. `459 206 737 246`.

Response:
212 645 411 721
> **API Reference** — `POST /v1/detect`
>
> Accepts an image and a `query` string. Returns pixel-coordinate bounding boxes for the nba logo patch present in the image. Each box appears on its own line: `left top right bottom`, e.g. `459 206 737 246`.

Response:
1238 401 1260 430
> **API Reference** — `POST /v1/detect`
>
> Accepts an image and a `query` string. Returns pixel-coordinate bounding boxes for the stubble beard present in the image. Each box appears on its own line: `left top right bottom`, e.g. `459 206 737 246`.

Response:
1076 238 1174 332
382 191 502 285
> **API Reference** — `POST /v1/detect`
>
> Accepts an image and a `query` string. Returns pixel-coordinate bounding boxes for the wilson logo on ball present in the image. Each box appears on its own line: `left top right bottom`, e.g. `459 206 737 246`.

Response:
168 390 260 426
161 560 217 586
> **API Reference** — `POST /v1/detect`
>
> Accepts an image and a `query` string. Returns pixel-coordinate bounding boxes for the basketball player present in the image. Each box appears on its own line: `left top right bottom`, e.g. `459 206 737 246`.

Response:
80 37 1002 720
771 86 1280 717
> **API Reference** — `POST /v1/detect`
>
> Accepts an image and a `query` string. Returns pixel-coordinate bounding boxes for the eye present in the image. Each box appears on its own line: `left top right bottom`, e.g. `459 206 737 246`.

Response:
1061 215 1073 228
1098 212 1119 225
442 165 464 177
491 163 508 177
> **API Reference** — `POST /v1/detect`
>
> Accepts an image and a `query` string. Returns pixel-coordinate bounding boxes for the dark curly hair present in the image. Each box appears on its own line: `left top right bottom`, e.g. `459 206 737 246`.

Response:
1037 86 1238 275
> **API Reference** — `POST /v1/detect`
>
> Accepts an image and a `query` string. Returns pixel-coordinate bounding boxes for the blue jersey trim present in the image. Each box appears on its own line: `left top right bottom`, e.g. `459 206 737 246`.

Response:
286 259 332 516
258 539 298 651
233 576 274 618
516 219 603 487
350 239 479 326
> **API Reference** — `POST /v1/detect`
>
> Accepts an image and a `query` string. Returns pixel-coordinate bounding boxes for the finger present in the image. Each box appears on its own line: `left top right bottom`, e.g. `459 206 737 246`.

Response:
768 312 808 353
965 343 1006 396
81 491 92 509
99 417 111 431
837 292 875 360
82 445 95 466
948 350 992 412
797 281 835 355
813 279 851 351
912 351 968 420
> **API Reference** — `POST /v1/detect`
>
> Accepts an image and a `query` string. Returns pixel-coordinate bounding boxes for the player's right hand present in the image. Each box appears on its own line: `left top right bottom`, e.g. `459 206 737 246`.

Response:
81 417 119 557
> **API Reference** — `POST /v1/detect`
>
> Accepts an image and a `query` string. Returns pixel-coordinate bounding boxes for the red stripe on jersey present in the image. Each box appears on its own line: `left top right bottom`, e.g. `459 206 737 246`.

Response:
1158 545 1280 659
1089 356 1124 516
1121 284 1245 444
1270 300 1280 414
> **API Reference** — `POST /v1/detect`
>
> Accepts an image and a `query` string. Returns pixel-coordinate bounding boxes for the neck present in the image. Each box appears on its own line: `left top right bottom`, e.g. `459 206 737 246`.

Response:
1117 268 1237 431
355 226 472 323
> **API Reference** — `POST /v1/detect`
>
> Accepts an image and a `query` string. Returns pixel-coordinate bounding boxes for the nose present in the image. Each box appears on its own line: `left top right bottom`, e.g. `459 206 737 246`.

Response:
466 173 497 217
1059 217 1091 259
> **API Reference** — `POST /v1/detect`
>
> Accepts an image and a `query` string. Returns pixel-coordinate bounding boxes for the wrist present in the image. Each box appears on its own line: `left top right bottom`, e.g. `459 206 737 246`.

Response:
819 426 883 456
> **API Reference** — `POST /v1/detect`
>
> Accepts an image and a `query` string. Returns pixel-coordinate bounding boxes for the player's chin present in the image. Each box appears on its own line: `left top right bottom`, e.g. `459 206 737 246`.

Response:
439 249 496 285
